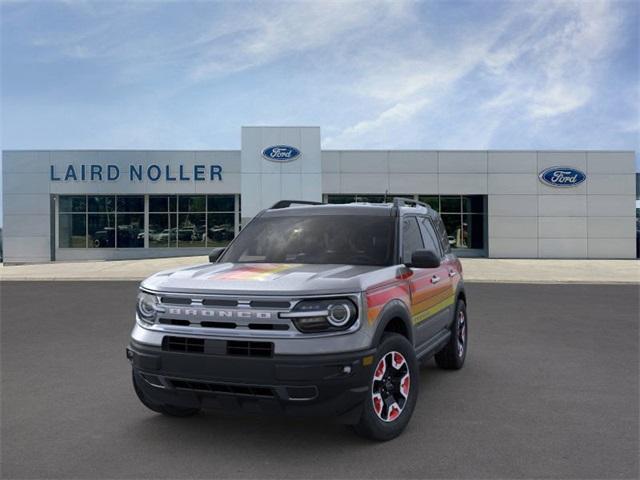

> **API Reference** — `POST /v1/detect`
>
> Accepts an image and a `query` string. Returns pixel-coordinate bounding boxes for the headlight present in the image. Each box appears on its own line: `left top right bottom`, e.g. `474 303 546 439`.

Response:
327 302 355 327
281 298 358 333
136 291 159 325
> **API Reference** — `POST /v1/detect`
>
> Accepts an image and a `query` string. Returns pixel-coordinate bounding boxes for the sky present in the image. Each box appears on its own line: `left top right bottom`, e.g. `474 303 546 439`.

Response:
1 0 639 223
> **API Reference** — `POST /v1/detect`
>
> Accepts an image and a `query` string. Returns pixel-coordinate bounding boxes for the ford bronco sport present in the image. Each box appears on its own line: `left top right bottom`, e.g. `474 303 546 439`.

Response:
127 198 467 441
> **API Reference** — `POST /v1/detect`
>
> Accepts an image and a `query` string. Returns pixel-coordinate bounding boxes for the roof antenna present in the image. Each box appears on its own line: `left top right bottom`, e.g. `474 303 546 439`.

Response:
384 190 388 203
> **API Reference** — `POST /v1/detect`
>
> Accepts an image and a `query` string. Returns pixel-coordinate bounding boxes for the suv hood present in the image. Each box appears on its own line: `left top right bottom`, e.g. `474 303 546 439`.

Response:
141 262 385 296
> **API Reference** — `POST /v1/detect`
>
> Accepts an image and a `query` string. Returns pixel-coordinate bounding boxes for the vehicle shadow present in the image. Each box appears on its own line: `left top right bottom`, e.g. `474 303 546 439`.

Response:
125 360 450 448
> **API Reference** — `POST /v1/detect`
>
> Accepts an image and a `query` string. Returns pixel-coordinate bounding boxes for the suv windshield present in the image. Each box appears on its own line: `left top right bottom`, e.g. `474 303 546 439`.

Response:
221 215 396 266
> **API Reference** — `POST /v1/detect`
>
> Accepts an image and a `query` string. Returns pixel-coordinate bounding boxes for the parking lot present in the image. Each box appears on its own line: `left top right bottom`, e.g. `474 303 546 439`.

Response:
1 281 638 479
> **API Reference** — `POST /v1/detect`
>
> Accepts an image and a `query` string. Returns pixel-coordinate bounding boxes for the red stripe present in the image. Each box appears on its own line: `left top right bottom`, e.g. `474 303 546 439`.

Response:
367 284 409 307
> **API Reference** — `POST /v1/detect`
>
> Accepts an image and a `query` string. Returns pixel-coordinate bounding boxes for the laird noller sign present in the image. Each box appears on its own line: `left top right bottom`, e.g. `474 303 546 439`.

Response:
50 163 223 182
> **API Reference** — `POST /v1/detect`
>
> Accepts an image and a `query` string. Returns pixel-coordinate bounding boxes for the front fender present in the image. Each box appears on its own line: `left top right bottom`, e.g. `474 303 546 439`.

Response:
370 299 414 347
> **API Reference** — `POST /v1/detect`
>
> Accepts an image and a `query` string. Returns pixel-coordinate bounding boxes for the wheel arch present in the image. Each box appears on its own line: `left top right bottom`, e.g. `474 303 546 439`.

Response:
371 300 414 347
456 287 466 305
447 284 467 329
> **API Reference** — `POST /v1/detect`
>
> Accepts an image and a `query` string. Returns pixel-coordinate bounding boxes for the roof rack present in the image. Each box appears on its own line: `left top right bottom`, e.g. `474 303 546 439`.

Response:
392 197 430 209
270 200 324 209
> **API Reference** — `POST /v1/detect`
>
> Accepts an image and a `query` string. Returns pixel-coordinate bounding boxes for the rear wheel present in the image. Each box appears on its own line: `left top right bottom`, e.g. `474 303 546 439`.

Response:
352 333 419 441
132 371 200 417
435 300 467 370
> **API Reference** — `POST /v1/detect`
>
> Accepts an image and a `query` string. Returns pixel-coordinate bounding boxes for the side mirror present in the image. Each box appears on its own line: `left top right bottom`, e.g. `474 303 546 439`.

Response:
208 247 226 263
409 249 440 269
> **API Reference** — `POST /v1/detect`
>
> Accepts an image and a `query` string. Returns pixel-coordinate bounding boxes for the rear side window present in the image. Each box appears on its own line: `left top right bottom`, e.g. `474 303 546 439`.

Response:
402 217 424 263
419 217 442 257
434 216 452 254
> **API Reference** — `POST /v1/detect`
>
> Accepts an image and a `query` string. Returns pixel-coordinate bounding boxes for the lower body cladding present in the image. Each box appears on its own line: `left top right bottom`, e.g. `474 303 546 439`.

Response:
127 338 377 424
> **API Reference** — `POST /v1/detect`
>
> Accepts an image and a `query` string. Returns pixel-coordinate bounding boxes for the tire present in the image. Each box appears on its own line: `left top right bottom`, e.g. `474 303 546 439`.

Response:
435 300 467 370
132 370 200 417
352 333 419 441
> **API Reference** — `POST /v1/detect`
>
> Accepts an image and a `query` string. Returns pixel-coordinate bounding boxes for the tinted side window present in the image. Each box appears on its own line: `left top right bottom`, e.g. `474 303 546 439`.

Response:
419 217 442 257
402 217 424 263
435 217 452 254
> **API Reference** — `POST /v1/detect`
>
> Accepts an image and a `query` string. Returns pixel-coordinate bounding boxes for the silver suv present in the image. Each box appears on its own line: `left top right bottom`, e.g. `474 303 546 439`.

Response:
127 198 468 441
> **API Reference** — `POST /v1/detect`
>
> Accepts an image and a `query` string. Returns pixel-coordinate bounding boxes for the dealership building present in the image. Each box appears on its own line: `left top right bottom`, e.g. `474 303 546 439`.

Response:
1 126 637 263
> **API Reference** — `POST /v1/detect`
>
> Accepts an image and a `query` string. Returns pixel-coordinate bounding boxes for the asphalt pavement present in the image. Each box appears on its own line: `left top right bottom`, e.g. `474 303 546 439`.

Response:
1 282 638 479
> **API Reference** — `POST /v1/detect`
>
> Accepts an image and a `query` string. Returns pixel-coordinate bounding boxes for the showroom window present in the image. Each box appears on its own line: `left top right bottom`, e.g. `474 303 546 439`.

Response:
59 196 87 248
325 194 486 253
148 195 176 248
418 195 486 251
59 194 238 249
326 194 404 204
59 195 144 248
148 195 237 248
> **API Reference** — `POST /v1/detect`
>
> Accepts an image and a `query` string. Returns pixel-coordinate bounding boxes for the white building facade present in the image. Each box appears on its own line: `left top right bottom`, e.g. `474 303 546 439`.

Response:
2 126 637 263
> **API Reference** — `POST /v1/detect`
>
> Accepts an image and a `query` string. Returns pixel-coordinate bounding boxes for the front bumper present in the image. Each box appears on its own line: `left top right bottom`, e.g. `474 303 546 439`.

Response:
128 340 376 423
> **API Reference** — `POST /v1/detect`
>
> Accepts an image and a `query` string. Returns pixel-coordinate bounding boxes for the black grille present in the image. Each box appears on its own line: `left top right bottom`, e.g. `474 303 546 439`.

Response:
161 337 274 357
162 336 204 353
159 318 190 326
169 379 274 397
227 340 274 357
202 298 238 307
249 300 291 309
248 323 289 331
201 321 237 329
160 296 192 305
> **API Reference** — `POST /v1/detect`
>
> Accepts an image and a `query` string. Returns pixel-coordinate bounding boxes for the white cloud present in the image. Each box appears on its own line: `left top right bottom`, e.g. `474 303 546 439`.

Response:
528 84 592 118
190 1 410 79
22 0 412 81
3 0 636 153
325 98 429 147
325 0 628 147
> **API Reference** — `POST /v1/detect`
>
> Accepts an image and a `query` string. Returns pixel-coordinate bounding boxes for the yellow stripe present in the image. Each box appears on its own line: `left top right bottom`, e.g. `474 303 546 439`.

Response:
411 288 453 314
412 294 455 324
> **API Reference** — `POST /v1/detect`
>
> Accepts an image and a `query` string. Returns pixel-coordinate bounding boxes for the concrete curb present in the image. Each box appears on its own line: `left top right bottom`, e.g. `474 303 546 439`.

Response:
1 257 638 284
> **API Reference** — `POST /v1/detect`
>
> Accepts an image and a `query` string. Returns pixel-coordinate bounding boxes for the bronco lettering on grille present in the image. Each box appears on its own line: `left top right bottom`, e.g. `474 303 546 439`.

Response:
166 307 273 319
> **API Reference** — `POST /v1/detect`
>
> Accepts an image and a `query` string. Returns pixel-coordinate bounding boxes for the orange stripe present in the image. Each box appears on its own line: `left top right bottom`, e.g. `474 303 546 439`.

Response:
367 305 383 324
411 289 453 315
412 283 450 305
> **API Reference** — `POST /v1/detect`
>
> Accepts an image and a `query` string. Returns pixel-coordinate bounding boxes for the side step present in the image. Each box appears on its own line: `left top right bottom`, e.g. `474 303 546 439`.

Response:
415 329 451 361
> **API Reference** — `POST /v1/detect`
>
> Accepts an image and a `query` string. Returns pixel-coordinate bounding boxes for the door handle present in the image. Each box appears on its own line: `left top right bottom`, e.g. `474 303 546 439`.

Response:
431 275 440 284
448 269 458 277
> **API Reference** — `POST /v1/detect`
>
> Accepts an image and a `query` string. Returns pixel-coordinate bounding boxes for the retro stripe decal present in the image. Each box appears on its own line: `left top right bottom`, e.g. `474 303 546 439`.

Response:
366 272 454 325
366 282 411 325
208 263 302 282
411 294 455 324
411 288 453 316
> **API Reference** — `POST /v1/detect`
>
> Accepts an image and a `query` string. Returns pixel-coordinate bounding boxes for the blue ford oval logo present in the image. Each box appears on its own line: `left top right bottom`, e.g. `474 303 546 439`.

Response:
538 166 586 188
261 145 301 162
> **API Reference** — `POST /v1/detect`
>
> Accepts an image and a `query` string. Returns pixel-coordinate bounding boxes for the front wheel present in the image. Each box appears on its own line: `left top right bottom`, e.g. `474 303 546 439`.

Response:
352 333 419 441
435 300 467 370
